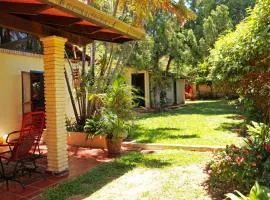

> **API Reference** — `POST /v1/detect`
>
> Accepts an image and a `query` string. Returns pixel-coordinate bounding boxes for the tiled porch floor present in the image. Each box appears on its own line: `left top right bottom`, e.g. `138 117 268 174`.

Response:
0 145 135 200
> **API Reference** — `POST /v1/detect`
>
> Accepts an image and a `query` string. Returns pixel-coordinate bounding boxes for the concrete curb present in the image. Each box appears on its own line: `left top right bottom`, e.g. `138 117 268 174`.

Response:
122 142 225 152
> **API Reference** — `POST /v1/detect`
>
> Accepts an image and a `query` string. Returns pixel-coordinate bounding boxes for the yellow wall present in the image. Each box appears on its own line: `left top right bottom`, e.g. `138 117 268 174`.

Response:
125 67 150 108
198 84 212 94
0 49 73 137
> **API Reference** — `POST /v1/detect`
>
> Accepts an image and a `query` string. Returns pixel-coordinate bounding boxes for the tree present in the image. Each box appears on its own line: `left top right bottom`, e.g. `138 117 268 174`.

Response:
65 0 195 123
130 12 192 110
208 0 270 122
209 0 270 83
0 28 41 53
203 5 233 48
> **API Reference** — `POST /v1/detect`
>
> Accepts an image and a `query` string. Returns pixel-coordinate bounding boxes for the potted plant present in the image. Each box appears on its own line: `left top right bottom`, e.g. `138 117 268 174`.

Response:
97 110 130 154
85 77 135 154
66 116 107 148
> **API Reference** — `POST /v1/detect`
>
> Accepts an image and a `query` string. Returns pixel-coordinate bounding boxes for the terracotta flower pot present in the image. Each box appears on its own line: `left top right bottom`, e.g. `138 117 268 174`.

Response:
67 132 107 148
106 137 123 154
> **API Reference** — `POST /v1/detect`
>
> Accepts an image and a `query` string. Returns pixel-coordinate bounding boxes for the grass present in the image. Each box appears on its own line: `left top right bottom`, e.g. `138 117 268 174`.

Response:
40 150 212 200
129 100 244 146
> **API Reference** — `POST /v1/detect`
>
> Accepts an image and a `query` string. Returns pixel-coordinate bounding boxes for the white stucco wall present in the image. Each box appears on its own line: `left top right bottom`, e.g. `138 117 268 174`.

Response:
0 49 73 137
176 79 185 104
164 78 185 106
165 78 174 105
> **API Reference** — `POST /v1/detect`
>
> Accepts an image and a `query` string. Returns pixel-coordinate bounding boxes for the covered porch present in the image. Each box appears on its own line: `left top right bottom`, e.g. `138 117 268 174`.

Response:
0 0 144 176
0 145 139 200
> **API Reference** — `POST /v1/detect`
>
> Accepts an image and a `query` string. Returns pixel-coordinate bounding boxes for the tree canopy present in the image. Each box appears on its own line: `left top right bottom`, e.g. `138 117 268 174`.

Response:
209 0 270 83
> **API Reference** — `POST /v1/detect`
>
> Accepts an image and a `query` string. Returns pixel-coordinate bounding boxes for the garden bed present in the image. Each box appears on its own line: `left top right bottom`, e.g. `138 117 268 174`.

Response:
67 132 107 148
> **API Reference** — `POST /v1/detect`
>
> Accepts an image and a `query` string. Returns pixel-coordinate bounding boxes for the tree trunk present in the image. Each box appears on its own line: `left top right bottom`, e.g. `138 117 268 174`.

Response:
65 50 81 124
90 42 96 85
113 0 119 17
64 68 80 123
165 56 173 77
80 46 87 123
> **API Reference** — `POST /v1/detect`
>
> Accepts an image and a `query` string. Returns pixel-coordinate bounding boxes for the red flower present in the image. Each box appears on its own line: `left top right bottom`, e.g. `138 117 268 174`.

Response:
243 149 249 155
235 156 243 164
251 162 257 167
264 144 270 151
231 144 238 151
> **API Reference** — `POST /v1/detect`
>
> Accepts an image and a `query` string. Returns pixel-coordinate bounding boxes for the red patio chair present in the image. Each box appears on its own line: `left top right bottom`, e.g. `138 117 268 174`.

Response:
6 111 45 156
0 112 46 190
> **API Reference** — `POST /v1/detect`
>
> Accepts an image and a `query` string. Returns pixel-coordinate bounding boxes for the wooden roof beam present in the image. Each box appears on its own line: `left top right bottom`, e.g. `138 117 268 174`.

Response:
39 0 145 40
59 26 103 36
29 15 82 26
0 2 51 15
89 28 107 35
0 13 92 45
112 36 125 41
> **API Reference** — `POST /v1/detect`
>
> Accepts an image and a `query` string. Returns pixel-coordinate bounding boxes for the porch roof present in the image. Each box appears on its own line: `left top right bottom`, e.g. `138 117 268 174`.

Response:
0 0 145 45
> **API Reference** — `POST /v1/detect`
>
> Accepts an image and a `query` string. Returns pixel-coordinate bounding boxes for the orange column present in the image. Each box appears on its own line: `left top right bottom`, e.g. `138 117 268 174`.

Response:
41 36 68 173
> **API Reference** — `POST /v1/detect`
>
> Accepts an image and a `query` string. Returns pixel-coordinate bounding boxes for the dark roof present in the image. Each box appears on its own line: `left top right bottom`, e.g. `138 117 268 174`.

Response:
0 0 145 45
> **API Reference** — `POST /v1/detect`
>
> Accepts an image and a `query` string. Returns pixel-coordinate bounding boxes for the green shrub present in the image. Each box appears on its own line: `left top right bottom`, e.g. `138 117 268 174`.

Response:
66 117 84 132
208 122 270 195
84 114 103 138
208 144 261 192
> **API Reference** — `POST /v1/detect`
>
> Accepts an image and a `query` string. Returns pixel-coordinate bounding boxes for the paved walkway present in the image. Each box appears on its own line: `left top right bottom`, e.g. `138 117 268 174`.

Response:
0 145 134 200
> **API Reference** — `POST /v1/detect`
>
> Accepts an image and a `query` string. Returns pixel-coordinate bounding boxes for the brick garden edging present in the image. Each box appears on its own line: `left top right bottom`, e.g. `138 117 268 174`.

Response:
122 141 225 152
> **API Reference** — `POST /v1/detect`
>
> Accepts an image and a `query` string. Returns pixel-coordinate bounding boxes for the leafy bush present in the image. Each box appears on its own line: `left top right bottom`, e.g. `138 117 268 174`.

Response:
208 144 261 192
239 73 270 123
209 0 270 83
239 98 264 123
66 117 84 132
208 122 270 195
83 76 135 141
84 114 103 138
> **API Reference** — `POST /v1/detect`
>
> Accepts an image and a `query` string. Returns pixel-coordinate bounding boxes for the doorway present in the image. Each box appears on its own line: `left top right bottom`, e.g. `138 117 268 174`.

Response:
131 73 145 107
22 71 45 114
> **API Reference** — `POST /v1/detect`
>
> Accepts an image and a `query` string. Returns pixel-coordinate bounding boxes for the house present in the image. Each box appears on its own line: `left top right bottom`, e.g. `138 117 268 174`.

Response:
0 48 75 136
125 67 185 108
0 0 145 174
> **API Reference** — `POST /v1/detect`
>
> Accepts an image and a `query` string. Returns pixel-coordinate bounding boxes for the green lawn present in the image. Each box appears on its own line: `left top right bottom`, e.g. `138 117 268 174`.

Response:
129 100 244 146
40 150 212 200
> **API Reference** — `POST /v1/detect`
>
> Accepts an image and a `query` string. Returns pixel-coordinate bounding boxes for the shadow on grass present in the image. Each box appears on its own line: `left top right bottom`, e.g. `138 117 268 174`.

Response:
226 115 246 120
215 121 247 136
128 125 199 143
42 152 172 200
167 134 199 139
136 100 238 121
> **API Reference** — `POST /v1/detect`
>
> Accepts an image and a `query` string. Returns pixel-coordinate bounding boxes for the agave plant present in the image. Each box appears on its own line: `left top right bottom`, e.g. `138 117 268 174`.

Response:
226 182 270 200
246 121 270 148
